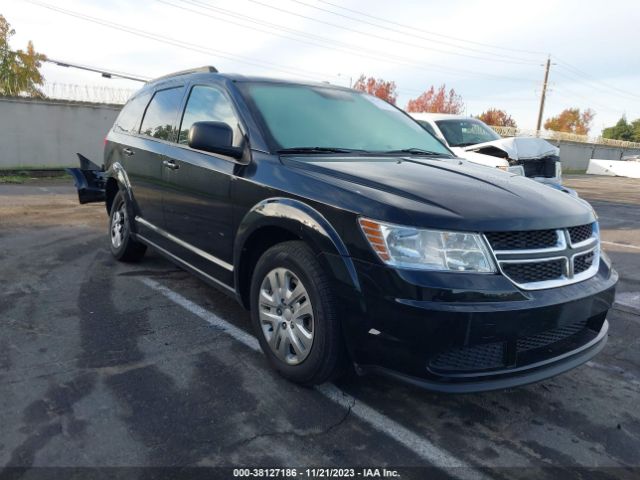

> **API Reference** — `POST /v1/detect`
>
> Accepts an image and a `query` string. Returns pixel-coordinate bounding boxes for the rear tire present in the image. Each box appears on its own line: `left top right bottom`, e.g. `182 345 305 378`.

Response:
250 241 346 385
109 190 146 262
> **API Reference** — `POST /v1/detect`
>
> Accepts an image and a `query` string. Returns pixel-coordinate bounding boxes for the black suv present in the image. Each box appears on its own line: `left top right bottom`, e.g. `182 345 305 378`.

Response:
69 67 618 392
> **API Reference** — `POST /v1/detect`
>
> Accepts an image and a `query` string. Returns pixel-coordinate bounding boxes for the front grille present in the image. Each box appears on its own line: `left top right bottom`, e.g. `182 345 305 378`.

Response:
568 223 593 245
512 155 558 178
487 223 599 289
485 229 558 250
430 342 505 372
502 259 565 284
517 320 588 352
574 250 595 274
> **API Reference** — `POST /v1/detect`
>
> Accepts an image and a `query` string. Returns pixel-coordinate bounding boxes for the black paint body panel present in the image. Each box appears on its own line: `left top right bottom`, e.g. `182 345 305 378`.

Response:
73 71 616 392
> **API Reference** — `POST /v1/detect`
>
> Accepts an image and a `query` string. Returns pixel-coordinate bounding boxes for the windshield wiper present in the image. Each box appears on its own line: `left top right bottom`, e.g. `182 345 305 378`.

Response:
378 148 452 157
454 142 478 147
276 147 364 154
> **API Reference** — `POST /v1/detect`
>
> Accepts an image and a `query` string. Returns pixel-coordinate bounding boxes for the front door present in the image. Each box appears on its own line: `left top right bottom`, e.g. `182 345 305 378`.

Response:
161 84 243 285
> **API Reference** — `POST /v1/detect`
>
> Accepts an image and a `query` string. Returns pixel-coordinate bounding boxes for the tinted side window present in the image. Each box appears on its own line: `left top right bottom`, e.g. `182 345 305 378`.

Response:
113 92 150 134
179 85 241 146
140 87 184 141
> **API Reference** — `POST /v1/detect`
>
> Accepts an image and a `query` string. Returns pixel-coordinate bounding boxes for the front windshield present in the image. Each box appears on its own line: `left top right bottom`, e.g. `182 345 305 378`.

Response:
240 82 451 155
435 119 501 147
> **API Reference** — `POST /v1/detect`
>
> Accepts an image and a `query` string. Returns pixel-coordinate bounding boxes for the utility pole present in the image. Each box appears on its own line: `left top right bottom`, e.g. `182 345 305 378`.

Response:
536 55 551 134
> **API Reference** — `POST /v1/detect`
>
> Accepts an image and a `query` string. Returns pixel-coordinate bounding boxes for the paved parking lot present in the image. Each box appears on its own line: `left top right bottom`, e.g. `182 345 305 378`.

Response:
1 174 639 478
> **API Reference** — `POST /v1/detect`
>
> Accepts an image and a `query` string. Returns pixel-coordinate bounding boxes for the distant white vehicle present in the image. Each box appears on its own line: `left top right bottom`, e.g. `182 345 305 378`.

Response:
409 113 563 186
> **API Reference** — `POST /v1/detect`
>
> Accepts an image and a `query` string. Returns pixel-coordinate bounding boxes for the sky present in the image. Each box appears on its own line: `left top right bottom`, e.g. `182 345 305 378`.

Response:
3 0 640 134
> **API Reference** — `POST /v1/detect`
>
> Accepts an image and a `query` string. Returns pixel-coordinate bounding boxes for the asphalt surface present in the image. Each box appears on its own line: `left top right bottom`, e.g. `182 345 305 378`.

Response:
1 175 639 479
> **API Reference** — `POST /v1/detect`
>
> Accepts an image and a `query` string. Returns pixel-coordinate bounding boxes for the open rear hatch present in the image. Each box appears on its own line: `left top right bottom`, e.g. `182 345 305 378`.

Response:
66 153 106 204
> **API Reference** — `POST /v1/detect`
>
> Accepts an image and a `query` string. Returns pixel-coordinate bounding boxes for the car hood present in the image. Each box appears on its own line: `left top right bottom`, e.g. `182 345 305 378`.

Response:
281 155 594 231
460 137 559 160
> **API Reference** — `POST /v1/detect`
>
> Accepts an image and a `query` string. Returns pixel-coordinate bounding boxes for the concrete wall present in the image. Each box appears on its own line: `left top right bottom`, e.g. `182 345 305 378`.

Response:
2 96 640 171
543 139 640 171
0 97 120 169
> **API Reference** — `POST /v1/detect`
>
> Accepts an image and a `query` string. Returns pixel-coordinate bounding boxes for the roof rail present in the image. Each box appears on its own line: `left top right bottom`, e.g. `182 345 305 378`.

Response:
149 66 218 83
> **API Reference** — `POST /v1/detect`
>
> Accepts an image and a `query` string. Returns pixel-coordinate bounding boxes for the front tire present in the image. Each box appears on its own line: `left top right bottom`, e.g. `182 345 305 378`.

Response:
109 190 146 262
250 241 346 385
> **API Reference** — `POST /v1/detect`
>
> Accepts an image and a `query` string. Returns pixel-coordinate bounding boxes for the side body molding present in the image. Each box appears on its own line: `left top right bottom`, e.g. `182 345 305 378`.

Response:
234 197 361 294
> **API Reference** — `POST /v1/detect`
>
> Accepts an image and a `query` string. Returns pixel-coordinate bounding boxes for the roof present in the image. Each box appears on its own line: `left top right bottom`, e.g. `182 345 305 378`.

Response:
145 68 354 92
149 66 218 83
408 112 471 122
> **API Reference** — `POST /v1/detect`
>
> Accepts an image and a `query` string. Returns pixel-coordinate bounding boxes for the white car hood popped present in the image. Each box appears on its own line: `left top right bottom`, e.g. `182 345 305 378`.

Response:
460 137 559 160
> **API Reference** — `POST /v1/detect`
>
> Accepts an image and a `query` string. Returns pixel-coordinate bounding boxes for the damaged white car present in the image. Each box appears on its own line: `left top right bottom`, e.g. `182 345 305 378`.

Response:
409 113 563 186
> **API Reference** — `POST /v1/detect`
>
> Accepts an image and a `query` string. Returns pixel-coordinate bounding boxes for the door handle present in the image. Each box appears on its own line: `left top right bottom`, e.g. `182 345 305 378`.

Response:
122 148 135 156
163 159 180 170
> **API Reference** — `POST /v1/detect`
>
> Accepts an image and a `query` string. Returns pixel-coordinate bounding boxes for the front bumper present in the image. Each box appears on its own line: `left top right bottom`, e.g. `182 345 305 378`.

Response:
335 252 618 393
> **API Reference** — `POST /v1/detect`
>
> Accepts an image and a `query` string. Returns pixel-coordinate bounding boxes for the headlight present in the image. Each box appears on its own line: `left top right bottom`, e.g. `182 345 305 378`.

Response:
359 218 496 272
507 165 525 176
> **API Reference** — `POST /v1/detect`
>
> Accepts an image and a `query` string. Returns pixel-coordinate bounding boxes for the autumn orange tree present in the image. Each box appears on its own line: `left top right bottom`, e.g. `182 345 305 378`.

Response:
352 74 398 104
405 84 464 114
544 108 595 135
476 109 517 128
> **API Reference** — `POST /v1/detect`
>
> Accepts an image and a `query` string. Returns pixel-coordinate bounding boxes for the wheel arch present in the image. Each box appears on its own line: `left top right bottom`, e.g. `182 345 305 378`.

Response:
105 162 134 214
234 198 360 309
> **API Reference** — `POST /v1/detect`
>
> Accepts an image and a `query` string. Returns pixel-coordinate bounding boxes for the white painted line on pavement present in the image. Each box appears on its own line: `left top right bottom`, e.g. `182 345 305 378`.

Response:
141 277 485 477
614 291 640 315
142 277 260 351
602 241 640 251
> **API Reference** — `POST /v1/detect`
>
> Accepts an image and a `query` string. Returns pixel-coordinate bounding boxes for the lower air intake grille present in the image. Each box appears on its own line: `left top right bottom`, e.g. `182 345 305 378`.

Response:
430 342 505 372
502 259 565 284
517 320 588 352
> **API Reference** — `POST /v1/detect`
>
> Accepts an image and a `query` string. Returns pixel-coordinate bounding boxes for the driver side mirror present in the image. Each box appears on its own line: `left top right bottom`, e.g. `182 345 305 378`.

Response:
188 121 244 159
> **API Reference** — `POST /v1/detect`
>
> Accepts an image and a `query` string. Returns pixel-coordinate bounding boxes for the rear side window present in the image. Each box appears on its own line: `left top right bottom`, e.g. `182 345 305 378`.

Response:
113 92 150 134
140 87 184 141
178 85 242 146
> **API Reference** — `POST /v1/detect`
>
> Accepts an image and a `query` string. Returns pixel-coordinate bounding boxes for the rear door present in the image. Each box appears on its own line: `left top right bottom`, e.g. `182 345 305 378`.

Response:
160 83 244 284
129 86 186 228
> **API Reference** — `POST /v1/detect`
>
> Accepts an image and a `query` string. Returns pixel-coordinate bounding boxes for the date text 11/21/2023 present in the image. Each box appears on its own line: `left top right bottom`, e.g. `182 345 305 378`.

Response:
232 468 400 478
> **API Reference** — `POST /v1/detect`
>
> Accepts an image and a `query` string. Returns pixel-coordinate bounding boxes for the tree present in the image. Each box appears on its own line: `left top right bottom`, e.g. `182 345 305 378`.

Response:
405 84 464 114
602 116 634 141
476 108 517 128
602 116 640 142
352 74 397 104
543 108 595 135
0 15 46 97
632 119 640 142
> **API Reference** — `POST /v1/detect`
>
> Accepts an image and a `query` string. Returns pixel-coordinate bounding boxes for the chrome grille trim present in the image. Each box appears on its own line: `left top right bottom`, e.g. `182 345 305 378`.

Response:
485 223 600 290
